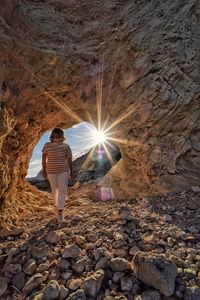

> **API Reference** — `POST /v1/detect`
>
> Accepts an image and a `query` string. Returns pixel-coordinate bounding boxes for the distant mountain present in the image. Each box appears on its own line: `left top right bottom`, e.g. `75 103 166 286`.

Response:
27 144 121 191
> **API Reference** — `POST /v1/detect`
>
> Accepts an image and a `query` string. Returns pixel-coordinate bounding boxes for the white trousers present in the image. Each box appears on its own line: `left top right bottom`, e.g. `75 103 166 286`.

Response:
47 172 68 210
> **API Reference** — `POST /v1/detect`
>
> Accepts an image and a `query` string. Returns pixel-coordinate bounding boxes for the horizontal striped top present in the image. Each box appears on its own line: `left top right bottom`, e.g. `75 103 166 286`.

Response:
42 142 72 174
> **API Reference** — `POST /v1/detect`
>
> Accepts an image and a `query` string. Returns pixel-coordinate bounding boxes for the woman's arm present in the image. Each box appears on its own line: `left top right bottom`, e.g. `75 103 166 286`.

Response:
42 153 47 178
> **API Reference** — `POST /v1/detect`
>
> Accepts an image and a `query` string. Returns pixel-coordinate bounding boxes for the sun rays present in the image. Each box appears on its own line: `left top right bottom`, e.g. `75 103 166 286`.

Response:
61 57 140 173
6 18 146 183
15 40 140 173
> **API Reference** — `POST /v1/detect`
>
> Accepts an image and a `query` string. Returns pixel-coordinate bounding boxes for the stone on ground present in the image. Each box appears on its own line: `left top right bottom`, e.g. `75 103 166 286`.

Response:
109 258 132 272
42 280 60 300
133 251 177 296
22 273 44 296
81 269 105 298
62 244 81 259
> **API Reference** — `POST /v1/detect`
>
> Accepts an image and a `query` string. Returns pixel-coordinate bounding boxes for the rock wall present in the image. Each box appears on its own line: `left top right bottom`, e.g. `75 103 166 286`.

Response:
0 0 199 222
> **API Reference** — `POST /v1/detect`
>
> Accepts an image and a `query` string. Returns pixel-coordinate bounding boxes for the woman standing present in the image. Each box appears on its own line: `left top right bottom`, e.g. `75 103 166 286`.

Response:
42 128 73 223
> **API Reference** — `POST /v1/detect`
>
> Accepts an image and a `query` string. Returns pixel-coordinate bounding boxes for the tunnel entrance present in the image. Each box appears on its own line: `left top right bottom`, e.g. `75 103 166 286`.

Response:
26 122 121 192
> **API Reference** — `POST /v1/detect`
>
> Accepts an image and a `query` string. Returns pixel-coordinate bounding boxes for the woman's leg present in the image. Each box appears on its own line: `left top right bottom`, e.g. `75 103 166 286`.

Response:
47 173 59 207
57 172 68 211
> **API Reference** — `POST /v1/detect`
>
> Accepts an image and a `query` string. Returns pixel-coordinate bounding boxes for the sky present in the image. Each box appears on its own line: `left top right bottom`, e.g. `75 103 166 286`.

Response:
27 122 95 178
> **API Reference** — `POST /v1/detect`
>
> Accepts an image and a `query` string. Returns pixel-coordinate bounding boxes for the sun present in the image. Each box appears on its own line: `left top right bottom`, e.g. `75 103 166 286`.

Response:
93 129 107 145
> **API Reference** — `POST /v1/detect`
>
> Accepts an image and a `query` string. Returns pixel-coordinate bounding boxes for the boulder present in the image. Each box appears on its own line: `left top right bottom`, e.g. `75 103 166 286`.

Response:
133 252 177 297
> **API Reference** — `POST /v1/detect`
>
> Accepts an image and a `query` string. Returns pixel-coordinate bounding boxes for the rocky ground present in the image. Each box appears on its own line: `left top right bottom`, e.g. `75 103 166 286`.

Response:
0 183 200 300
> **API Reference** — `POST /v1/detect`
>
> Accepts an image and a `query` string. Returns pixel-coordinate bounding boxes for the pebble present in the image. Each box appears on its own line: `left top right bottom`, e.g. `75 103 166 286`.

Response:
22 273 44 296
45 231 60 244
62 244 81 259
164 214 173 222
23 258 37 275
42 280 60 300
81 269 104 298
30 245 51 259
109 258 131 272
68 279 83 291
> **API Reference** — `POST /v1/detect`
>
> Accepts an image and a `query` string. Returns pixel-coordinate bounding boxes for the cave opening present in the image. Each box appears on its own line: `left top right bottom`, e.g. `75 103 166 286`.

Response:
26 122 121 192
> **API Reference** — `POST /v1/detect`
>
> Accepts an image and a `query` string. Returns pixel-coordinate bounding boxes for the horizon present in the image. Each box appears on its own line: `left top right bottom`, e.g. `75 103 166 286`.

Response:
27 122 95 178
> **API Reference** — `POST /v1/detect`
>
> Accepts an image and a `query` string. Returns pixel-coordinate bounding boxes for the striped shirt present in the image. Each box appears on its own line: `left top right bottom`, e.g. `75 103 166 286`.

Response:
42 142 72 174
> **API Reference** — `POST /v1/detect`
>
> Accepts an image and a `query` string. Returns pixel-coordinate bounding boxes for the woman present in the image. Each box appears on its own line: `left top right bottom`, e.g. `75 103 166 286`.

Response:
42 128 73 223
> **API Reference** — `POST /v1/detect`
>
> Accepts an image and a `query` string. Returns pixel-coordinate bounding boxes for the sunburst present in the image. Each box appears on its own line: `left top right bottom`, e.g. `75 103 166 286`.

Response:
71 57 142 173
17 41 141 174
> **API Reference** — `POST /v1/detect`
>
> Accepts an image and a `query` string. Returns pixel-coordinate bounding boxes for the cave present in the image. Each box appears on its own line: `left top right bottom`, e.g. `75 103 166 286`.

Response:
0 0 200 227
1 1 200 299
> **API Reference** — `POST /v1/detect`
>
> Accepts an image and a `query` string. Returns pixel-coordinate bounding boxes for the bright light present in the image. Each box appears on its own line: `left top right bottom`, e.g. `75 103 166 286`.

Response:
93 129 107 145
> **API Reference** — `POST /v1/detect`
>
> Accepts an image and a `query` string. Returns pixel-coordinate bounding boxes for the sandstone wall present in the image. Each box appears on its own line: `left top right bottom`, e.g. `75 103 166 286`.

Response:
0 0 199 222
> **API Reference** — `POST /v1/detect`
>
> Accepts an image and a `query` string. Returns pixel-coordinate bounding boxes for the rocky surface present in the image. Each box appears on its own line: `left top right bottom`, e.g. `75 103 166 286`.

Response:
0 0 200 222
0 183 200 299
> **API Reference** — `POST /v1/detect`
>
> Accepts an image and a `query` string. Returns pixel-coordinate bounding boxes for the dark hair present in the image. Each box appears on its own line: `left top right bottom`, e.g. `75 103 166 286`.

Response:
50 128 65 142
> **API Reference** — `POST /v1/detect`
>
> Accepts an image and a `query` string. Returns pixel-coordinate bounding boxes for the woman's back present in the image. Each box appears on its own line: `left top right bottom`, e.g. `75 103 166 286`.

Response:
42 141 72 174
